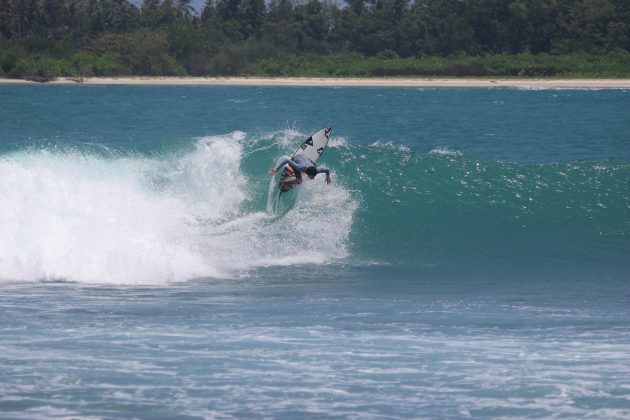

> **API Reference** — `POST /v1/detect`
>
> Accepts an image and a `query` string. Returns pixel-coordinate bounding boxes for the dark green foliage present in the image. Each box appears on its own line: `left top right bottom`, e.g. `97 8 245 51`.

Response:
0 0 629 79
249 51 630 78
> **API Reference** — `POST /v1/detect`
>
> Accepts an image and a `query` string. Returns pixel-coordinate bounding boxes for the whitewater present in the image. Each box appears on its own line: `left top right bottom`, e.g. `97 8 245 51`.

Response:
0 132 355 283
1 85 629 418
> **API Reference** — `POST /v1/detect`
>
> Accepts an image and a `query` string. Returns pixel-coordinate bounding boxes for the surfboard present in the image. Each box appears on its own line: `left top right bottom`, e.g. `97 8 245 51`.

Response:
278 127 332 193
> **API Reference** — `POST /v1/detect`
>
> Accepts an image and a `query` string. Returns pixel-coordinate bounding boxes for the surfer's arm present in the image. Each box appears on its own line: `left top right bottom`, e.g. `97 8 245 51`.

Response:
317 167 331 184
270 159 293 173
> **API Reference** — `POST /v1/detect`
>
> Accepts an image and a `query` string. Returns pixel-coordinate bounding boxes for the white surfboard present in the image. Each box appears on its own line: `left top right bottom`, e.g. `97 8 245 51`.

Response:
291 126 332 163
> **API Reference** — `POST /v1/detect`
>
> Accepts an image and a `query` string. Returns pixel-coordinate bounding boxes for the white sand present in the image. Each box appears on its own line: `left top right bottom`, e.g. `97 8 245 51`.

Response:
2 76 630 88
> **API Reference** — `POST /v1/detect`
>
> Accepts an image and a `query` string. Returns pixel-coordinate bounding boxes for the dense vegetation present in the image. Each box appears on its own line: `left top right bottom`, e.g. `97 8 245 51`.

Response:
1 0 630 80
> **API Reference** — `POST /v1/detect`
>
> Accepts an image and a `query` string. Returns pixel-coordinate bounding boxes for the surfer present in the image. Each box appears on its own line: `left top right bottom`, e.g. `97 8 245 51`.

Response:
270 154 331 186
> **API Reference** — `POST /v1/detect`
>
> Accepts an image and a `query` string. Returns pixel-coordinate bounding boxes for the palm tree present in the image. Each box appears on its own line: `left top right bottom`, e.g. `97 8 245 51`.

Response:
176 0 196 20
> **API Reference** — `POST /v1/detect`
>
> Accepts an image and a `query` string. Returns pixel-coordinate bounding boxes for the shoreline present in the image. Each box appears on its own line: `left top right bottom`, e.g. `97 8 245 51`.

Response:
2 76 630 88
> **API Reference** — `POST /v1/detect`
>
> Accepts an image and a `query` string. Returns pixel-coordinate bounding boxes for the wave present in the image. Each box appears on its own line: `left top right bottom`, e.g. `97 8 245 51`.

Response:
1 130 628 284
0 131 356 284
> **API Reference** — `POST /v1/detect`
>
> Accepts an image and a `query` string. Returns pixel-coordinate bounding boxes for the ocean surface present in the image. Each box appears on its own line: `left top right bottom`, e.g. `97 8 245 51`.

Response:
1 85 629 418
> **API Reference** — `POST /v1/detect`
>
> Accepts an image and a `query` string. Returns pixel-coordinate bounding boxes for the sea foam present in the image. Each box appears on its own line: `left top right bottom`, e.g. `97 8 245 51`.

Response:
0 132 356 284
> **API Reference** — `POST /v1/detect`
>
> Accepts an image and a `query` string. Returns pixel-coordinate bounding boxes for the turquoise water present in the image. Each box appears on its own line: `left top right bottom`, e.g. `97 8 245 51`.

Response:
1 85 629 418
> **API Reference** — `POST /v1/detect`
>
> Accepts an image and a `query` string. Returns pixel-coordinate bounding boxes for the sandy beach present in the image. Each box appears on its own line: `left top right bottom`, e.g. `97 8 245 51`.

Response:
2 76 630 88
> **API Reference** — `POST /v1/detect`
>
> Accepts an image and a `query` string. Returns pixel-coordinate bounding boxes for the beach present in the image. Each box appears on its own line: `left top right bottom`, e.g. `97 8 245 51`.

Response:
2 76 630 88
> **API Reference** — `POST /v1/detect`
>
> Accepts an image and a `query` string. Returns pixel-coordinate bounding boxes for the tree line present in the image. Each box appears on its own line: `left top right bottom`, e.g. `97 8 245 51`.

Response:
1 0 629 79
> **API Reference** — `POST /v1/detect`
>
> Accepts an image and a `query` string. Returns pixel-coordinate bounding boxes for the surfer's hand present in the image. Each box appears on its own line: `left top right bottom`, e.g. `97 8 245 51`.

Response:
325 174 331 185
270 167 278 174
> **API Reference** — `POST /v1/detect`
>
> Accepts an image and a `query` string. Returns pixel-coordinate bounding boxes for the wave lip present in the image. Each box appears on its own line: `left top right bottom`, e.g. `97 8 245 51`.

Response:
428 146 462 156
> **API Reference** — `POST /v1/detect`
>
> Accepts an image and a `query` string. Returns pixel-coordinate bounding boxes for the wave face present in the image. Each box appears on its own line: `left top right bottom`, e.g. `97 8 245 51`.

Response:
333 144 630 273
0 132 356 284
